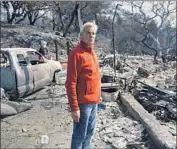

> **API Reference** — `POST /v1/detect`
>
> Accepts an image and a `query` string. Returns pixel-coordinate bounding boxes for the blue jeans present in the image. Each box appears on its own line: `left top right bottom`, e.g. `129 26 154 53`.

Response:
71 103 98 149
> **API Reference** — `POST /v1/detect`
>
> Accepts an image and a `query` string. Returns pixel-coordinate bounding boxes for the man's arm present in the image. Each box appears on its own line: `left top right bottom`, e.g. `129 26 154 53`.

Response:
65 50 81 112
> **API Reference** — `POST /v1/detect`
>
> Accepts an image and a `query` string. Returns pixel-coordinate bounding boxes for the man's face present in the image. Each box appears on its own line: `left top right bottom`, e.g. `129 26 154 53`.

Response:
81 26 96 45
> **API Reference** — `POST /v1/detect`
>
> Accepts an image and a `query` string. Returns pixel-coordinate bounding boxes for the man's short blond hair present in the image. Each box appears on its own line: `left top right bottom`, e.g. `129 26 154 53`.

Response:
80 21 98 34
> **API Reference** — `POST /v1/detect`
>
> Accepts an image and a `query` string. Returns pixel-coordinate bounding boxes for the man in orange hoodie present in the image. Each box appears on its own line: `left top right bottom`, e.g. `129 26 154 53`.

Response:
65 21 101 149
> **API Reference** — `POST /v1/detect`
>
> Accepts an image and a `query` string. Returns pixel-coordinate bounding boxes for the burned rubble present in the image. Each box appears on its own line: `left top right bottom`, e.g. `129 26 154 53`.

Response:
133 83 176 137
1 88 33 118
133 84 176 123
99 54 176 148
94 101 156 149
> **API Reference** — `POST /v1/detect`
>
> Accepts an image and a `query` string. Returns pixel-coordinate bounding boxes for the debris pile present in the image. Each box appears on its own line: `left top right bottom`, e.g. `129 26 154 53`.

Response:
93 102 155 149
134 85 176 123
1 88 32 117
133 82 176 137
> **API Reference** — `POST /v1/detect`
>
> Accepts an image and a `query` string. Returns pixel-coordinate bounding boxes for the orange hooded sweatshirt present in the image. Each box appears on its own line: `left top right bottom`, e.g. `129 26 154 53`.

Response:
65 41 101 111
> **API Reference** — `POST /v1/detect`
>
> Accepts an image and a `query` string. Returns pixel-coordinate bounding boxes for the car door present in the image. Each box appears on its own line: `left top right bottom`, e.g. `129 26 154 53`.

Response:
0 51 17 97
13 51 34 97
26 51 51 91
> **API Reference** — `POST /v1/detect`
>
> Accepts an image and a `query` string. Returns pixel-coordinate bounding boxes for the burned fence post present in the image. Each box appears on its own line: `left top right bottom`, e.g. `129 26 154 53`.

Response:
66 41 70 56
54 40 59 61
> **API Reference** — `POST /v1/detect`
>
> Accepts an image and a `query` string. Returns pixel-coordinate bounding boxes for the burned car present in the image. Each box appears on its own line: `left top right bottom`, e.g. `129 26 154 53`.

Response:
0 48 62 100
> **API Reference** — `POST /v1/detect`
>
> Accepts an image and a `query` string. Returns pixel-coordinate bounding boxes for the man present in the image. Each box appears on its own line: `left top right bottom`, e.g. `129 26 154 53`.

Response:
65 22 101 149
39 40 49 58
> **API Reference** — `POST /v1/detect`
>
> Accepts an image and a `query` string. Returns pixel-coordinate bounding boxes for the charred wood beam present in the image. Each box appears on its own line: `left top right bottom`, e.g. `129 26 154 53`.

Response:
122 61 134 70
136 80 176 97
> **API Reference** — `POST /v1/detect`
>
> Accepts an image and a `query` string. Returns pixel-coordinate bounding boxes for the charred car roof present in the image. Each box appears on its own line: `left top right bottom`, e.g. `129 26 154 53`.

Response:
1 48 36 52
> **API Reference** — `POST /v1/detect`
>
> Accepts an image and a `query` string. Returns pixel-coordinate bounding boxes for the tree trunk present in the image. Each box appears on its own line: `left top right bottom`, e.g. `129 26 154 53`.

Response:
15 13 27 24
149 32 162 56
94 13 98 25
54 40 59 61
141 38 158 64
58 6 65 32
63 3 79 37
77 7 83 32
3 2 14 24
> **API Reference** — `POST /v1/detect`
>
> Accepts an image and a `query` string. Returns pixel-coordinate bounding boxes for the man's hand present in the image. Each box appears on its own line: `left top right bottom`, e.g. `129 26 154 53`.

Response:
71 110 80 122
100 96 103 102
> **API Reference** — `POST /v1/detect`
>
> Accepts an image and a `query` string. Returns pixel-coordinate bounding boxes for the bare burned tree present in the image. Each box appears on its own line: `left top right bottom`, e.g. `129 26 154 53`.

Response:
51 1 66 32
2 1 26 24
75 2 90 32
128 1 176 63
49 1 112 37
2 1 53 25
24 2 51 25
50 1 81 37
63 2 80 37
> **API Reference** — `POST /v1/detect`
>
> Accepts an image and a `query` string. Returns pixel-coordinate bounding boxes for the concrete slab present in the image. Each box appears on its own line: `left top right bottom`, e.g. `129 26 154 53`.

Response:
120 92 176 149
